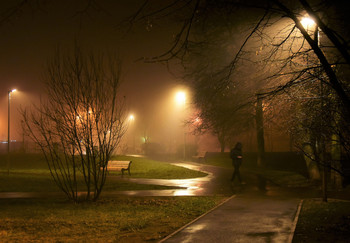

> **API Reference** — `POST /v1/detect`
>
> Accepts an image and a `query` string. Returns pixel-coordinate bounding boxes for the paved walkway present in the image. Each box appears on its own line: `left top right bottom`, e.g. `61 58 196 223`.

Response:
0 162 235 198
161 188 302 243
0 161 314 242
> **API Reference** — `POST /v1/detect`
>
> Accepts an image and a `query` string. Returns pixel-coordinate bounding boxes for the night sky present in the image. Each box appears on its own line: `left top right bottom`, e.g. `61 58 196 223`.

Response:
0 0 201 150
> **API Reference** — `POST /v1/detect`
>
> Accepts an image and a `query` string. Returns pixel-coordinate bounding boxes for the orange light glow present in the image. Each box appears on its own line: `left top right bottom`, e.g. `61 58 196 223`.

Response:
301 17 316 29
175 91 186 105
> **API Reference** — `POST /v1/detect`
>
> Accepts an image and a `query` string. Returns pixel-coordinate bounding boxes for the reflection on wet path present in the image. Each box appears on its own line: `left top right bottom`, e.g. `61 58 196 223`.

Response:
113 162 234 197
0 162 234 199
0 161 323 199
2 162 309 198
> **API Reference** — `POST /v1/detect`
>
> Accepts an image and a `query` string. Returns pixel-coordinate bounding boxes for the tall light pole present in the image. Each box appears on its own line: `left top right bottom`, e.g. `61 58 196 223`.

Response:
301 16 329 202
254 17 317 167
7 89 17 174
128 114 135 153
175 91 186 160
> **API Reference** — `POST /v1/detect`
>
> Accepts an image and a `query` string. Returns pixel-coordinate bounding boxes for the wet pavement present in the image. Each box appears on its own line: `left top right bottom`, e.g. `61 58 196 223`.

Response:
113 162 234 196
0 161 319 242
0 161 320 200
0 161 234 198
146 162 305 243
161 194 301 243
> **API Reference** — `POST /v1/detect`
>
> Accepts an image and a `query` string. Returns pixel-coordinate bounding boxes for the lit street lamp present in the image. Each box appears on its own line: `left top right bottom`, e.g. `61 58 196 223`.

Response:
128 114 135 153
128 114 135 122
7 89 17 174
303 16 329 201
175 91 186 106
255 16 318 168
175 91 187 160
301 16 319 45
301 16 329 202
300 17 315 30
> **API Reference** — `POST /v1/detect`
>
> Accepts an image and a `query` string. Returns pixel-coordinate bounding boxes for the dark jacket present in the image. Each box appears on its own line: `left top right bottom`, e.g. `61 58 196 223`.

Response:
230 144 242 166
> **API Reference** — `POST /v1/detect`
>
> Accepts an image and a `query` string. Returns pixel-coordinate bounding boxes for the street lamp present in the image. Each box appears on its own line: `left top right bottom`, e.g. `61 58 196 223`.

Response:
128 114 135 152
300 17 315 29
301 16 319 45
7 89 17 174
175 91 187 160
128 114 135 122
175 91 186 106
254 16 318 167
301 16 329 202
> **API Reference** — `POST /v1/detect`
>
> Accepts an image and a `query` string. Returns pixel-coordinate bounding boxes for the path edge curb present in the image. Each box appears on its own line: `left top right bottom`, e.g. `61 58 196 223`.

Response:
288 199 303 243
158 194 236 243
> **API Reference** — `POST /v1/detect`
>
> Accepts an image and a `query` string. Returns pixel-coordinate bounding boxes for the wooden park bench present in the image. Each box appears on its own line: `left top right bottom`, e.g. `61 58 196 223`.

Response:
104 160 132 175
192 151 207 162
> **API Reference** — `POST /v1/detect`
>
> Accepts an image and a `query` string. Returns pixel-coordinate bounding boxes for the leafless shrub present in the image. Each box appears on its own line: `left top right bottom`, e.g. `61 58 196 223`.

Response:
22 45 127 202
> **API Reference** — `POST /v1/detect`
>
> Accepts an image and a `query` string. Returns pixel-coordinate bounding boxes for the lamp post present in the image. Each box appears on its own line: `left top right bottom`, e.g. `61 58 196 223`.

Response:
301 16 329 202
128 114 135 153
7 89 16 174
253 17 318 167
175 91 186 160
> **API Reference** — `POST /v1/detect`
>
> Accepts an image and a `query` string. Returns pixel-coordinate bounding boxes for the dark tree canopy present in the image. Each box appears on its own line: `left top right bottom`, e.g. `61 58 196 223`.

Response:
129 0 350 193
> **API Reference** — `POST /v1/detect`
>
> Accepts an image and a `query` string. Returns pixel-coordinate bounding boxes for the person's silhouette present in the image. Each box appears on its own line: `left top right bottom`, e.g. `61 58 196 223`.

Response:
230 142 243 183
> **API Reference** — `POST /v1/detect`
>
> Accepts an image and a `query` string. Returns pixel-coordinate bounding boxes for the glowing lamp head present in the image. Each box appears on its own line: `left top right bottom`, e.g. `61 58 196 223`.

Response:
175 91 186 105
9 89 17 94
129 114 135 121
301 17 316 29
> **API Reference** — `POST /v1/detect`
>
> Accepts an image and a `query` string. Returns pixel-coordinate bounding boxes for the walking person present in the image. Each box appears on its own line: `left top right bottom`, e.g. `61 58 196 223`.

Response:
230 142 243 184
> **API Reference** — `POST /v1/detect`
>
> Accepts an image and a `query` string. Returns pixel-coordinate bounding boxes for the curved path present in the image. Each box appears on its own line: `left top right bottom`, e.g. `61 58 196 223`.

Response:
117 162 304 243
108 161 234 197
0 161 234 198
0 161 316 198
0 161 310 242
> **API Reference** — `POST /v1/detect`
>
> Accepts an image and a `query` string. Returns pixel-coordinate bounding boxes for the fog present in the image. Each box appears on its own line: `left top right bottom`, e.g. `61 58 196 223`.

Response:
0 1 297 156
0 1 226 155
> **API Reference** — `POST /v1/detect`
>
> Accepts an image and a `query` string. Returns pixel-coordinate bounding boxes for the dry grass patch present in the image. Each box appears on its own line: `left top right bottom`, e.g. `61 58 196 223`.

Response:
0 196 226 242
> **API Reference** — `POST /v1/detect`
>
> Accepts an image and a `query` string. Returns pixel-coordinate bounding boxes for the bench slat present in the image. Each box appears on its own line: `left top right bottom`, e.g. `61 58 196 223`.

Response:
102 160 132 175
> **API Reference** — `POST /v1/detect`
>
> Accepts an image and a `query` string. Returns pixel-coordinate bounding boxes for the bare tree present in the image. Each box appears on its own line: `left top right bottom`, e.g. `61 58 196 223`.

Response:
189 78 255 152
22 45 127 202
271 80 348 200
170 10 259 152
129 0 350 201
128 0 349 125
129 1 349 105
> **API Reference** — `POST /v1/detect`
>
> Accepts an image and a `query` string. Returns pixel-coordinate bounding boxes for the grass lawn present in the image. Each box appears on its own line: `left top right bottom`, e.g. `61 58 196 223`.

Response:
293 199 350 242
0 196 226 242
112 155 206 179
0 153 206 192
0 153 224 242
